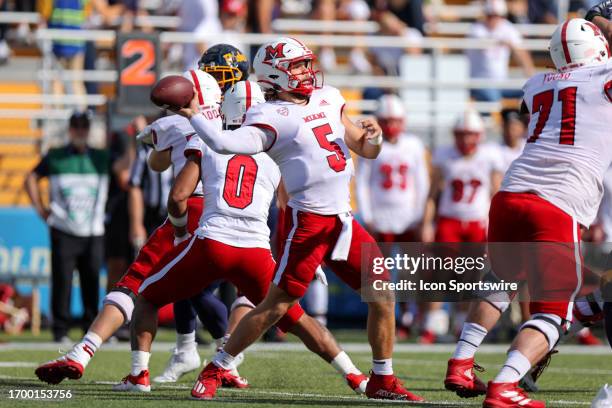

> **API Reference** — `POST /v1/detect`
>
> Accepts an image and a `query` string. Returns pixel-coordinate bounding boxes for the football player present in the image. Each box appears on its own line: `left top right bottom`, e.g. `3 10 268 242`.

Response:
34 69 226 386
355 94 429 339
444 18 612 407
423 108 503 244
116 80 369 394
35 43 250 386
173 37 424 401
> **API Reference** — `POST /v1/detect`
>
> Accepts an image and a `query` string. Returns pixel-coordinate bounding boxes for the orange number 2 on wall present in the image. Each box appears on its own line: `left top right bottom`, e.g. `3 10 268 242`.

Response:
120 40 156 86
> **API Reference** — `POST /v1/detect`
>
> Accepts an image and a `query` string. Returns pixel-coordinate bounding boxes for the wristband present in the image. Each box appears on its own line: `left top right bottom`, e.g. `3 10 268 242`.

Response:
168 212 188 227
367 133 383 146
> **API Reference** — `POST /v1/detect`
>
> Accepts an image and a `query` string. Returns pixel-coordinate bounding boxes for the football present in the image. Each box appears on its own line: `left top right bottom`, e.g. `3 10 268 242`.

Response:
150 75 195 109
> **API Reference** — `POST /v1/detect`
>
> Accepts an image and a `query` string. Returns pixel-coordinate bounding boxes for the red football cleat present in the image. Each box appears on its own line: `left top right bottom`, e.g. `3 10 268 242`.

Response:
220 369 249 388
365 372 424 401
112 370 151 392
577 329 603 346
483 381 545 408
191 362 226 400
345 372 368 394
35 356 84 385
418 329 437 344
444 357 487 398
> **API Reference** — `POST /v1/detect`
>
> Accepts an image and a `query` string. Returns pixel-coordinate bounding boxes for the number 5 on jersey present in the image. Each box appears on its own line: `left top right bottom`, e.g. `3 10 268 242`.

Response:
312 123 347 172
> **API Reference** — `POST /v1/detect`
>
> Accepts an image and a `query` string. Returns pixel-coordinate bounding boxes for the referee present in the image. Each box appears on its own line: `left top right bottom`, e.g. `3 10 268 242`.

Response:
24 111 109 342
128 143 173 247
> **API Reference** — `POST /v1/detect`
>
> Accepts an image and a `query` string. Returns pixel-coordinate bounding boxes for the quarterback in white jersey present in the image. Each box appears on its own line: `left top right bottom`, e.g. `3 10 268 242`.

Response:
423 109 503 243
175 37 424 401
124 80 370 397
356 94 429 240
445 19 612 408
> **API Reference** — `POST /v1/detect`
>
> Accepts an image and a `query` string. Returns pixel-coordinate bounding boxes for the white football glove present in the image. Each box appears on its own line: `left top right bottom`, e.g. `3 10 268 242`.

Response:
173 232 192 246
314 266 328 286
136 125 154 146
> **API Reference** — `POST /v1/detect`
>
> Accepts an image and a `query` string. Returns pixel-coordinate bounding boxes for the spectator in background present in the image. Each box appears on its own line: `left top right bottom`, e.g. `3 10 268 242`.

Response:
338 0 375 73
0 0 9 65
104 116 138 293
465 0 535 102
527 0 557 23
83 0 125 101
24 112 109 343
370 0 425 35
178 0 222 70
38 0 89 111
127 143 173 247
370 0 424 75
219 0 249 58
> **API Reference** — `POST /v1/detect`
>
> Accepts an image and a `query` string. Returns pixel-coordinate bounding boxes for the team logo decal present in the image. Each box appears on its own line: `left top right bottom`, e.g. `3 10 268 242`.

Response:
264 43 286 63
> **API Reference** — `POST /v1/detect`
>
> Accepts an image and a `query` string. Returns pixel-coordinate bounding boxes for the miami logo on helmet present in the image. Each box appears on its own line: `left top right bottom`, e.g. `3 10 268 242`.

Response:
264 43 286 63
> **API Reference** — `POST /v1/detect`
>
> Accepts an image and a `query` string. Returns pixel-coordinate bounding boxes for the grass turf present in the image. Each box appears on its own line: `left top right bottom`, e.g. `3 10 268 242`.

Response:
0 334 609 407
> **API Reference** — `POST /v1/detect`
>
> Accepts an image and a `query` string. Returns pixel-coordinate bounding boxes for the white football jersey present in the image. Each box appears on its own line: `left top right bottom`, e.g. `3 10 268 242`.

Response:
502 59 612 227
243 86 354 215
497 140 525 174
356 134 429 233
150 114 209 195
184 137 280 249
597 166 612 240
433 144 503 221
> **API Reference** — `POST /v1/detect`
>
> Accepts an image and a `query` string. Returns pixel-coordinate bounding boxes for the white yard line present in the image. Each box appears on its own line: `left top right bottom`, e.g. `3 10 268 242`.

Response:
0 362 37 367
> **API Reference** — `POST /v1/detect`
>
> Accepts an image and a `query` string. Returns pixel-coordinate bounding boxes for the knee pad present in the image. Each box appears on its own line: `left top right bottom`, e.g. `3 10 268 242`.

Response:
276 303 305 333
103 288 136 323
520 313 563 351
230 296 255 312
477 271 511 313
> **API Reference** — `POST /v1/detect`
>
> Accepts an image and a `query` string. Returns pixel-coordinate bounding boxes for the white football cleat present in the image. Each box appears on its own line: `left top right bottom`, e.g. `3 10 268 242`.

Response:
153 347 201 383
112 370 151 392
592 384 612 408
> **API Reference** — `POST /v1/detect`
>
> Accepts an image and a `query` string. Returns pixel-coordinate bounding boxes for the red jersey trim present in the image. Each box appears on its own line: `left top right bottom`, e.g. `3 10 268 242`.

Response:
251 123 278 152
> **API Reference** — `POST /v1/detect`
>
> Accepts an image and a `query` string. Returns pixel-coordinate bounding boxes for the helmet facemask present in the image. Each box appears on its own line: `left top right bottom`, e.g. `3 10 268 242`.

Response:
274 56 323 96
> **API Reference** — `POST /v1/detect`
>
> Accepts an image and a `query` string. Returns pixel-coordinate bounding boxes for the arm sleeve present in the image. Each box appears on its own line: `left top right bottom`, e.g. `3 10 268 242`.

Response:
355 158 374 225
33 155 50 177
190 113 274 155
183 135 205 159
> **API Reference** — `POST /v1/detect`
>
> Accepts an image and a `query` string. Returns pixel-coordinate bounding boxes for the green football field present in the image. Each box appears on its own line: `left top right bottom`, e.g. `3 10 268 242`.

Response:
0 330 609 407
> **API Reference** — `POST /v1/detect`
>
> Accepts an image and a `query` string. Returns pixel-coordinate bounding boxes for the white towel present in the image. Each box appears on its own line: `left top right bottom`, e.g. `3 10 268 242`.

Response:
330 212 353 261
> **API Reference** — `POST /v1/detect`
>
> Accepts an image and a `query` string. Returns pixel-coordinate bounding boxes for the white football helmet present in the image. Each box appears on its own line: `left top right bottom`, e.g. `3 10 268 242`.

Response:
253 37 321 96
221 81 265 128
375 94 405 119
549 18 610 72
182 69 222 109
453 108 484 133
454 108 484 155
